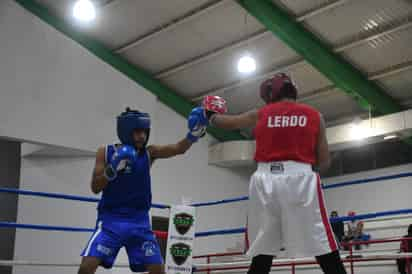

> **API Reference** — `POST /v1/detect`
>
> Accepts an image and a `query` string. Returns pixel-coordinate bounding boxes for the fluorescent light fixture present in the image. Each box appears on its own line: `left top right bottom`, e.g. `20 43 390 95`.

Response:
349 118 373 141
383 134 398 140
237 55 256 73
73 0 96 22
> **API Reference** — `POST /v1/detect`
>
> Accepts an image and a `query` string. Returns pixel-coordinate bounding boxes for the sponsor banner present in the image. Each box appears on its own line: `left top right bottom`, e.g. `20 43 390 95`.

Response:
165 205 196 274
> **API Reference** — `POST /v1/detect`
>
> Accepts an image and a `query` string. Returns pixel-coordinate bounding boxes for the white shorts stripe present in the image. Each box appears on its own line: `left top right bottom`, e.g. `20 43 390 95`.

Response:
84 222 102 256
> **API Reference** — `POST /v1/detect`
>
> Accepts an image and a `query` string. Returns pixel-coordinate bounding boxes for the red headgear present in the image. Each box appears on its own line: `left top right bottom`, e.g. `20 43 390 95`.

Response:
260 73 297 103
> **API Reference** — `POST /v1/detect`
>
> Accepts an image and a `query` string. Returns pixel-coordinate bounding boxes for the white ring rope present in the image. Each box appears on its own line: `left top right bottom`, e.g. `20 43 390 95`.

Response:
3 253 409 268
204 262 405 274
2 253 409 268
194 253 412 270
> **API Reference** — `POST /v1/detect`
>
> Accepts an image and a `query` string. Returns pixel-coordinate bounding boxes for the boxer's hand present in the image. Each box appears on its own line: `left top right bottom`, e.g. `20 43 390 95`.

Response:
104 145 137 181
186 107 208 143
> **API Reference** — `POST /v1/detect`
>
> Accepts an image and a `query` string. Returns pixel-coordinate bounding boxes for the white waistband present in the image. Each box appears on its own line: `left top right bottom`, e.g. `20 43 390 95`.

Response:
257 161 312 174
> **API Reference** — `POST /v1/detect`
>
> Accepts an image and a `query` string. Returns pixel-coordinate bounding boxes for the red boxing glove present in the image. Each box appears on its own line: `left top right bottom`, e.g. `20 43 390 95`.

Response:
202 95 228 121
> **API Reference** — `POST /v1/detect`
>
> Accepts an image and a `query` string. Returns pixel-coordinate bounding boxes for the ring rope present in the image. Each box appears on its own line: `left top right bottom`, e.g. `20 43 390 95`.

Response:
1 209 412 237
1 253 411 269
194 253 412 271
1 171 410 209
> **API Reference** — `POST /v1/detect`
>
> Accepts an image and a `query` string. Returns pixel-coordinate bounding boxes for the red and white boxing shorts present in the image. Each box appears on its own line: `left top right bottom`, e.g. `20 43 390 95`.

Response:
247 161 338 258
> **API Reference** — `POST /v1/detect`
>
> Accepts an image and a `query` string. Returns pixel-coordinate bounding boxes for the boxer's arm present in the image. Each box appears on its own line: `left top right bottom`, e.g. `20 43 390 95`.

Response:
346 224 352 236
147 138 193 160
91 146 108 194
356 222 364 234
209 109 258 130
315 114 330 172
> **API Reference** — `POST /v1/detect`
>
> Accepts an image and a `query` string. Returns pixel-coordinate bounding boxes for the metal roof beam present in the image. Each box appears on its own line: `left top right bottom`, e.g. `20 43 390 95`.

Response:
113 0 230 53
216 0 405 114
155 0 351 79
156 6 411 81
301 61 412 103
192 60 412 102
15 0 245 141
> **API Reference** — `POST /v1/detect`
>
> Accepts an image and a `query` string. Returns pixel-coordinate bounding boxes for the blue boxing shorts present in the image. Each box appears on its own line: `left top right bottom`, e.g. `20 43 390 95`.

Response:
81 218 163 272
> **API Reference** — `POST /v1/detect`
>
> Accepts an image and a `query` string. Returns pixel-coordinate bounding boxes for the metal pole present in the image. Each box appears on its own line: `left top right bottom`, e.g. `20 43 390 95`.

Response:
349 243 354 274
405 238 411 274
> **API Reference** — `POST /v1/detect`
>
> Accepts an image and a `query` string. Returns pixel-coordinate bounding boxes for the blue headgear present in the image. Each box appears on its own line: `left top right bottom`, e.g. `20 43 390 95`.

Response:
117 108 151 146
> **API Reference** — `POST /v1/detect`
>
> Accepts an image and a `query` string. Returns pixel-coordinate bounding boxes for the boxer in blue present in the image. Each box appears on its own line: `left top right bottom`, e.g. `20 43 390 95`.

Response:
78 107 207 274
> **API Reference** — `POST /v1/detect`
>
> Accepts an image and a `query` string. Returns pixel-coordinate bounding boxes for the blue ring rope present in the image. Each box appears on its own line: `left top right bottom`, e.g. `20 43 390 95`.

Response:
0 221 94 232
1 208 411 236
0 187 168 209
330 208 412 223
191 196 249 207
1 172 410 208
323 172 412 189
0 221 244 237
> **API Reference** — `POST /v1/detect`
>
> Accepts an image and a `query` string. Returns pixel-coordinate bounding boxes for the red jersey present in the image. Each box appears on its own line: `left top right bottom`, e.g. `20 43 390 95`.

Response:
254 101 320 164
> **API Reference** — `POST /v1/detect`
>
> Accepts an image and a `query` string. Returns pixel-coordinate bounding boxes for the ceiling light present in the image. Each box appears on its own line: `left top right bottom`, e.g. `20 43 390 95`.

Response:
349 118 371 141
383 134 398 140
73 0 96 23
350 124 366 141
237 55 256 73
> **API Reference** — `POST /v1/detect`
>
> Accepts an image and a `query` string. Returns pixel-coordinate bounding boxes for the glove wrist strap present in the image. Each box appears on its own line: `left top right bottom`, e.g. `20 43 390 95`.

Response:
186 132 199 143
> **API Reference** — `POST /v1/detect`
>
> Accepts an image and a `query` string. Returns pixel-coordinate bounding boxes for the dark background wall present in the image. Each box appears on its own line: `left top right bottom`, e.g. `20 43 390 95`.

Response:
322 139 412 178
0 140 21 274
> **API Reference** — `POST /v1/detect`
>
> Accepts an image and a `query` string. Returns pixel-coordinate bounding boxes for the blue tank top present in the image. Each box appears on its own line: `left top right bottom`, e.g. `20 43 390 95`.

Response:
97 144 152 223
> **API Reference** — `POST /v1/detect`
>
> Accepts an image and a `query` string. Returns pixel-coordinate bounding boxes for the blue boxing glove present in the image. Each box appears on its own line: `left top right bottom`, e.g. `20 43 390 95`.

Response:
186 107 208 143
104 145 137 181
188 107 209 129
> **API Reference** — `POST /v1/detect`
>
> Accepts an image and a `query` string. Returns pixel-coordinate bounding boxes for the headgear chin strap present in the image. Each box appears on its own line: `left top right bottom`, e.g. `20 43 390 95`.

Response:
117 108 151 146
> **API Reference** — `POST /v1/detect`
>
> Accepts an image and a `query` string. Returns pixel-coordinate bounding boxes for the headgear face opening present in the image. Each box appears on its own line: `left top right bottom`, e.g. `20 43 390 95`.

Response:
259 73 297 104
117 108 151 146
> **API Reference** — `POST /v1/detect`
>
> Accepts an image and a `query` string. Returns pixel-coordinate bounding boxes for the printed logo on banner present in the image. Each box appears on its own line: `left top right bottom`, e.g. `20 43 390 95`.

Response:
173 213 194 235
170 243 192 266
